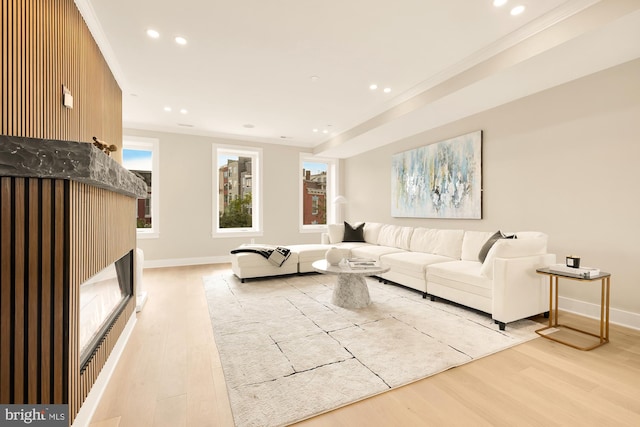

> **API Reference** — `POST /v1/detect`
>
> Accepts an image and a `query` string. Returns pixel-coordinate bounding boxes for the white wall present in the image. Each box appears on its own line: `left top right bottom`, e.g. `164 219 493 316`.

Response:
343 58 640 318
125 130 331 265
127 59 639 322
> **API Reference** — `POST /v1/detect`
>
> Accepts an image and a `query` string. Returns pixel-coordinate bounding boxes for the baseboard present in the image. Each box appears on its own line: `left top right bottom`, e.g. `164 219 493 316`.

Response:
71 312 137 427
143 255 231 269
559 296 640 331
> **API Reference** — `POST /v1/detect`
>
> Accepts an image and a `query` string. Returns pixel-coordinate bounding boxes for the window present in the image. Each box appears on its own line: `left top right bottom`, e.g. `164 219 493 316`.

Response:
122 136 160 239
300 155 338 231
213 145 262 237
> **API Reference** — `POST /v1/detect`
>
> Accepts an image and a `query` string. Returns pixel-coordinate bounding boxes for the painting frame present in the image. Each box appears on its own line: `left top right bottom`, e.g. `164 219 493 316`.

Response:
391 130 483 219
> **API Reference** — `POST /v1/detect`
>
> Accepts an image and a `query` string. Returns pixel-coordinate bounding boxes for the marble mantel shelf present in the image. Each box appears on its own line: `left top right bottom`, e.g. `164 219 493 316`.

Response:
0 135 147 198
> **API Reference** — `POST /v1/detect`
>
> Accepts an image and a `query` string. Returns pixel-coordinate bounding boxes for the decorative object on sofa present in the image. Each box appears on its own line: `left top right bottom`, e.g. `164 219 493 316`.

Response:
230 244 291 266
478 230 517 263
325 246 343 266
391 130 482 219
343 221 365 242
566 255 581 268
92 136 118 156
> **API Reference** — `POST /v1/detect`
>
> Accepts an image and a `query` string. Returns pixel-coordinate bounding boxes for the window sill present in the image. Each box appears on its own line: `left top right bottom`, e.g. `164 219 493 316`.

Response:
212 230 264 239
136 231 159 239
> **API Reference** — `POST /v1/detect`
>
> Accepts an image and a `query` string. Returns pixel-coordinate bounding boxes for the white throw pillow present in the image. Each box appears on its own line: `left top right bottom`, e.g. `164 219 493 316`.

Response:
480 232 548 278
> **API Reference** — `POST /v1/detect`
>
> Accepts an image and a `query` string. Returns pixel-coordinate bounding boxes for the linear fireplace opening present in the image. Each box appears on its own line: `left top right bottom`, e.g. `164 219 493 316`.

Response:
79 250 134 370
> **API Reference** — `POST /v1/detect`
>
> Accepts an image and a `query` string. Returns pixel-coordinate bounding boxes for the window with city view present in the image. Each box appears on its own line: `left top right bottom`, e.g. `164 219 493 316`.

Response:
300 156 338 230
214 146 262 236
123 136 159 238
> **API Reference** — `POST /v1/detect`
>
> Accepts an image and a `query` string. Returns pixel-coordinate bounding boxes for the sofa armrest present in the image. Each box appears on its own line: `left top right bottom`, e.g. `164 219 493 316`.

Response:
321 233 330 244
492 253 556 324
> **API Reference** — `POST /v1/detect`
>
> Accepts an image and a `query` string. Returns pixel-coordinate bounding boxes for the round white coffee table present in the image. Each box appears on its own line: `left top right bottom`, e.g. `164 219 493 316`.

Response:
312 259 390 309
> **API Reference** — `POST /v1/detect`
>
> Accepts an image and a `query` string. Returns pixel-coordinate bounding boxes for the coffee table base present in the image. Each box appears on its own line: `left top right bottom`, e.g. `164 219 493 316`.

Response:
332 274 371 309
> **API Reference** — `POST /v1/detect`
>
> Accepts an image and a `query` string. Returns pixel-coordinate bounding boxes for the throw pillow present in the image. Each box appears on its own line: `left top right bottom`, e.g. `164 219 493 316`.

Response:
343 221 365 242
478 231 516 263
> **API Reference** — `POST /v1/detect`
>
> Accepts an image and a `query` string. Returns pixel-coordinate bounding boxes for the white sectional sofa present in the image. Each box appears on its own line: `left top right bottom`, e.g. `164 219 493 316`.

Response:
230 222 555 330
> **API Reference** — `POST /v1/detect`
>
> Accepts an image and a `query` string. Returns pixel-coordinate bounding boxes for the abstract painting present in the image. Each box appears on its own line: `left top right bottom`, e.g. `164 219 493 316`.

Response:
391 131 482 219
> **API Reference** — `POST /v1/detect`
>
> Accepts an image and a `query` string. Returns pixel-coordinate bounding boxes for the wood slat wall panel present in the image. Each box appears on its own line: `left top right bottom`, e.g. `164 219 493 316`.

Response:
0 178 12 403
0 177 66 405
0 177 136 425
68 182 136 423
0 0 123 153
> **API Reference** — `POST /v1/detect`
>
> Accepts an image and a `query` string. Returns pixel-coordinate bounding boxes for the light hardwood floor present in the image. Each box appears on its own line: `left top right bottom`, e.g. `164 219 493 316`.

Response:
89 265 640 427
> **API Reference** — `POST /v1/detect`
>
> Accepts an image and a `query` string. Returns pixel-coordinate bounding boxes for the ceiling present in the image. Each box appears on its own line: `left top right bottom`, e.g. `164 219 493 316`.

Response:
77 0 640 158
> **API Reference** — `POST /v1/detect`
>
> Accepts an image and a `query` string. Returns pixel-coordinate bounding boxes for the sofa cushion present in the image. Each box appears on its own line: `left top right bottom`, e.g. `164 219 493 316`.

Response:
461 231 497 261
377 224 414 250
286 244 332 263
363 222 383 244
480 232 548 279
427 260 492 298
380 251 454 279
343 221 365 242
409 228 464 259
327 223 345 243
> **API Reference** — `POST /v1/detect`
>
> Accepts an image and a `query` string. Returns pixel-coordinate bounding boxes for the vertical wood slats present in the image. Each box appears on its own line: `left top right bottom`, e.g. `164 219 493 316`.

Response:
0 0 123 154
68 181 136 422
0 177 136 425
0 177 68 405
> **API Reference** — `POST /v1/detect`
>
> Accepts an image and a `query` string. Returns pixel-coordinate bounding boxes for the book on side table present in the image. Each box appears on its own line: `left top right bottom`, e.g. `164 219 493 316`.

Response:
548 263 601 278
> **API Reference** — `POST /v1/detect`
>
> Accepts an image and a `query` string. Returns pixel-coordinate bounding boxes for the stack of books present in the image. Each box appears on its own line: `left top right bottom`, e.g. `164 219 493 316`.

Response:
347 258 380 269
548 263 600 278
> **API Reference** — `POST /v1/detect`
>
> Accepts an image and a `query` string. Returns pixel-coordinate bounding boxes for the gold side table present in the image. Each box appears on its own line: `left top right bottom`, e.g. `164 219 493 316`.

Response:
535 267 610 351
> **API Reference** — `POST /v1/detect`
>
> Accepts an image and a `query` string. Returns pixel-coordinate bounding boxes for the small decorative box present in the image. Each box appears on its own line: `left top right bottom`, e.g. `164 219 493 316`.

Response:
566 256 581 269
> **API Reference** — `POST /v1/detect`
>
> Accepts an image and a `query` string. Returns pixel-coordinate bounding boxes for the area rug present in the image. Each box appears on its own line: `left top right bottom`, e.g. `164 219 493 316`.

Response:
203 273 539 427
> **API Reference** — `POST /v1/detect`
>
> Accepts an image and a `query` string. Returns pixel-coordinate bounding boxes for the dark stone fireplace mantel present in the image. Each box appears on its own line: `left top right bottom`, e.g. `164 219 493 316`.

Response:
0 135 147 198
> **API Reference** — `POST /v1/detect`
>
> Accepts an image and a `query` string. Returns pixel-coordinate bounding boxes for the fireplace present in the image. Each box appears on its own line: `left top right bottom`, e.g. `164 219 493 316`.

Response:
79 251 134 369
0 136 147 424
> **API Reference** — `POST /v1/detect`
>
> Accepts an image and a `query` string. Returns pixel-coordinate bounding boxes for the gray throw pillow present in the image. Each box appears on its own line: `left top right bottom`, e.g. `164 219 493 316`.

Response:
478 231 516 263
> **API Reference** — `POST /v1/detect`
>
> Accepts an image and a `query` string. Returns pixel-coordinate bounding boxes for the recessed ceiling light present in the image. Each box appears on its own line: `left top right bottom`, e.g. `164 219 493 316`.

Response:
312 128 319 133
164 106 172 112
310 75 320 82
146 29 160 39
510 5 525 15
180 108 188 114
493 0 508 7
383 87 391 93
175 36 187 45
243 124 255 129
322 130 329 134
369 84 378 90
